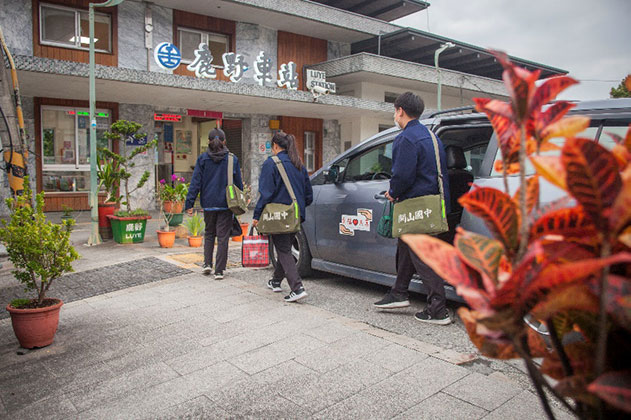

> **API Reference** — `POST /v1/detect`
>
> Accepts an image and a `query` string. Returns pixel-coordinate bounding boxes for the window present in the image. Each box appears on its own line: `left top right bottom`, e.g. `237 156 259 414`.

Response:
40 3 112 53
178 28 229 67
385 92 400 104
304 131 315 172
344 142 393 182
594 119 631 151
379 124 394 132
41 107 111 192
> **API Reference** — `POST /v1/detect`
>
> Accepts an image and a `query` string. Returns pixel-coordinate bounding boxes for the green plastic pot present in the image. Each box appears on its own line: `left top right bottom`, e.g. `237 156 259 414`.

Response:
167 213 184 227
108 215 151 244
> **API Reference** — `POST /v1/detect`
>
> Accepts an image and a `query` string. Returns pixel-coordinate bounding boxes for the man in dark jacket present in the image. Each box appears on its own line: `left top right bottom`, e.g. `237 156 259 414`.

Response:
185 128 243 278
373 92 452 325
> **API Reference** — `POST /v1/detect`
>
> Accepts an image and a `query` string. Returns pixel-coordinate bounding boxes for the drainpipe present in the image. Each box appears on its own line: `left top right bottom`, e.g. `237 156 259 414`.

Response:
434 42 455 111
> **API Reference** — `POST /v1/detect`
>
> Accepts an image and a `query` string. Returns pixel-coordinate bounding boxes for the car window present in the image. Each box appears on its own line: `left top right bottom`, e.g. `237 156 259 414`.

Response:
490 125 599 177
343 142 393 182
596 120 631 150
464 144 489 177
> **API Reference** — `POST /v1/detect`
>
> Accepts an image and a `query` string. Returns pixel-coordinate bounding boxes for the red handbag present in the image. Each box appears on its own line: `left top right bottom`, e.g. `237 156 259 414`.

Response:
241 225 270 268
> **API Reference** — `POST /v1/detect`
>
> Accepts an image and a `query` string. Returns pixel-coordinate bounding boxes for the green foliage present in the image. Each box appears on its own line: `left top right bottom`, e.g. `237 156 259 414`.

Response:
0 177 79 306
158 176 189 202
114 209 149 218
610 75 631 98
99 120 157 212
184 212 205 237
61 204 73 217
10 298 31 308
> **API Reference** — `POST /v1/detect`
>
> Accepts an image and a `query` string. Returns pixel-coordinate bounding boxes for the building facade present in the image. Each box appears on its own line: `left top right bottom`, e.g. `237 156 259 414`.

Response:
0 0 565 213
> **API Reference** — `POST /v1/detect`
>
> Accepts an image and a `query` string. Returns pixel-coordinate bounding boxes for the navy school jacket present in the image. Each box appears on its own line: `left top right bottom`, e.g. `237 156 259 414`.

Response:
185 151 243 211
253 151 313 222
388 120 451 214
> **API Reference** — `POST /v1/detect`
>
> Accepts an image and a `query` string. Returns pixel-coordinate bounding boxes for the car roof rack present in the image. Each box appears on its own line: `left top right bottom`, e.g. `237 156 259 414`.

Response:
427 106 477 118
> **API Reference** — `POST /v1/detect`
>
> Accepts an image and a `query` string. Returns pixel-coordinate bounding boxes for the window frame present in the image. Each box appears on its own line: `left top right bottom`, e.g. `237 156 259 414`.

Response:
304 131 316 173
41 105 111 172
39 2 112 54
177 26 229 68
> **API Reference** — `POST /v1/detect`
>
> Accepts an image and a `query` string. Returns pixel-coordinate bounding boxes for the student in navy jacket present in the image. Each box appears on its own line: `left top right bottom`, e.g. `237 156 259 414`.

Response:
373 92 452 325
185 128 243 279
252 132 313 302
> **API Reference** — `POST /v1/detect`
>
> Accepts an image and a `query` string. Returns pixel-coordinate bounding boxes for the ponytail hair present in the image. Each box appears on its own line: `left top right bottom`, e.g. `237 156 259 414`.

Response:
272 131 303 170
207 128 227 154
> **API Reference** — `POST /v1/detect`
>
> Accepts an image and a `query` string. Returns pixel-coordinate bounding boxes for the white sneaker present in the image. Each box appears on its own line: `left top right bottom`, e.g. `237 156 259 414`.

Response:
214 272 224 280
284 288 307 302
202 264 211 275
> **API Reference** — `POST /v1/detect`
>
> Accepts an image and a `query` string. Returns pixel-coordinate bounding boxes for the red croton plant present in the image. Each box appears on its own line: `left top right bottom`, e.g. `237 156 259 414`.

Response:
403 51 631 419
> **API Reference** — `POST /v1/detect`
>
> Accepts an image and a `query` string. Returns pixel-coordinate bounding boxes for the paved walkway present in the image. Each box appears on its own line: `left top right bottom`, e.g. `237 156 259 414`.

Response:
0 217 572 419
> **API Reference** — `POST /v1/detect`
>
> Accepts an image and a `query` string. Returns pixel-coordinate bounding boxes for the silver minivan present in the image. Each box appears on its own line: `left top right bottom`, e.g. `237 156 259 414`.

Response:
272 99 631 301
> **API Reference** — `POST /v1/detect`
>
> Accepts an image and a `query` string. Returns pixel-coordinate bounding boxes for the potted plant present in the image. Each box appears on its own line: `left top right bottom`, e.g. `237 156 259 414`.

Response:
96 156 122 239
183 212 205 247
60 204 74 222
100 120 157 244
158 175 188 227
0 177 79 349
156 186 177 248
232 181 252 242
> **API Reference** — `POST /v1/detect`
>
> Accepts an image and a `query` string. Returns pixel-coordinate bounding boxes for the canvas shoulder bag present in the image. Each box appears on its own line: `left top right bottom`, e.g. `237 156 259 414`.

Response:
226 153 248 215
257 156 301 235
392 130 448 238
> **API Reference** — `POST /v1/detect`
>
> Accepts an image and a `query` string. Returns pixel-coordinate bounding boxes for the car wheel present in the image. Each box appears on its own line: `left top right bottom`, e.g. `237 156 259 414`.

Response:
269 229 313 278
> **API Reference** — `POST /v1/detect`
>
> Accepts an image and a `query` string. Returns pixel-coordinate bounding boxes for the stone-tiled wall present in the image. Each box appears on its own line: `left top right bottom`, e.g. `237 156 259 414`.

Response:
118 1 147 71
118 104 157 212
323 119 341 166
149 5 173 74
0 0 33 56
235 23 278 86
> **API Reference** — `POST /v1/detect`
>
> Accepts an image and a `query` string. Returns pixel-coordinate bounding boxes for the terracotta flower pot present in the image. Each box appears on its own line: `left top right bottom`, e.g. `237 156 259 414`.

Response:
188 236 203 247
6 299 63 349
157 230 176 248
163 201 183 214
232 223 250 242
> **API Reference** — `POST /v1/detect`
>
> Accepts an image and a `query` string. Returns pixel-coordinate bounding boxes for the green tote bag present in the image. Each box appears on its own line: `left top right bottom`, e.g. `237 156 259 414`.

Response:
392 130 449 238
377 201 393 239
257 156 301 235
226 153 248 215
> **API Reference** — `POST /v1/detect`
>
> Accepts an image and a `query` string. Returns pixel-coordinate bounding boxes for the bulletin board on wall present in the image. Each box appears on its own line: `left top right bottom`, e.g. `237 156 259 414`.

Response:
174 121 198 172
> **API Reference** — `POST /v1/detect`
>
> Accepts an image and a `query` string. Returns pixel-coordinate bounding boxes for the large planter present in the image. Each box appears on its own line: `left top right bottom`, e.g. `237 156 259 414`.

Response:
98 203 118 239
167 213 184 227
6 299 63 349
163 201 183 214
157 230 176 248
107 215 151 244
232 223 250 242
188 236 203 247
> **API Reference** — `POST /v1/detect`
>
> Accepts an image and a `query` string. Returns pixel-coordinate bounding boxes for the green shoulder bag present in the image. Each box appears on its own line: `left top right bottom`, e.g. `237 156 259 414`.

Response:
392 130 449 238
226 153 248 215
257 156 301 235
377 200 393 239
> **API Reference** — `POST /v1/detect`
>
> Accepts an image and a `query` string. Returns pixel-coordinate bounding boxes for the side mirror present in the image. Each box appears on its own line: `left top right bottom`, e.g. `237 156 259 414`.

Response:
325 165 340 184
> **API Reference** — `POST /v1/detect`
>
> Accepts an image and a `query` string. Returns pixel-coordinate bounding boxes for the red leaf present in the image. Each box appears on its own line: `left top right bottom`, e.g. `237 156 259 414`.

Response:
531 283 599 320
459 187 520 256
610 167 631 232
513 175 539 215
529 207 597 243
523 253 631 308
529 76 578 116
541 116 590 142
491 242 543 308
454 229 504 294
474 98 521 164
402 234 491 312
562 137 622 229
531 101 576 142
530 155 567 191
459 308 519 359
588 371 631 413
490 50 540 122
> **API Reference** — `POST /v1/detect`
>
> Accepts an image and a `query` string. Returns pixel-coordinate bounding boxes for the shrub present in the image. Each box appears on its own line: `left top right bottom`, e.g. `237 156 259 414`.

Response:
0 177 79 307
404 51 631 419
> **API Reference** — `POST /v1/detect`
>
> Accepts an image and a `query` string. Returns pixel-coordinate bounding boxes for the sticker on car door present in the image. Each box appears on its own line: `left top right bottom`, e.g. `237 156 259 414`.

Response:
339 209 373 236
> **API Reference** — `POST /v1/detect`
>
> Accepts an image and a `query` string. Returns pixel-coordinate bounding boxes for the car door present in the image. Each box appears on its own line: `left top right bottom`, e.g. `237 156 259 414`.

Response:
314 139 397 274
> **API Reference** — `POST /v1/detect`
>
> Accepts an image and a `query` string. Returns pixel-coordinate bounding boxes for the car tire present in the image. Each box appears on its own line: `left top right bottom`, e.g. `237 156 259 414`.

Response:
269 229 313 278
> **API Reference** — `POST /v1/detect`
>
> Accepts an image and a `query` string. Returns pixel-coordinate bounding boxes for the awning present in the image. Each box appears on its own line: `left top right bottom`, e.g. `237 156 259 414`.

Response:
311 0 429 21
352 28 567 80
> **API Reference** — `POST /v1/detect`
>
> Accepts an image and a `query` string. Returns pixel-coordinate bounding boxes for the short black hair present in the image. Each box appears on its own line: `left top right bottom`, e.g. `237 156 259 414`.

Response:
394 92 424 119
208 128 225 141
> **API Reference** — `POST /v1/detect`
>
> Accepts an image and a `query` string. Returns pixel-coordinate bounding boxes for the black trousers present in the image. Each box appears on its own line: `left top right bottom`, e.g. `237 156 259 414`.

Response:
203 210 233 272
391 238 447 317
271 233 304 293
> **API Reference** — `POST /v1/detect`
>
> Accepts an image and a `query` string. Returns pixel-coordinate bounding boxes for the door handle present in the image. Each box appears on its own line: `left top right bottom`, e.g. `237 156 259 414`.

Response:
374 191 387 200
